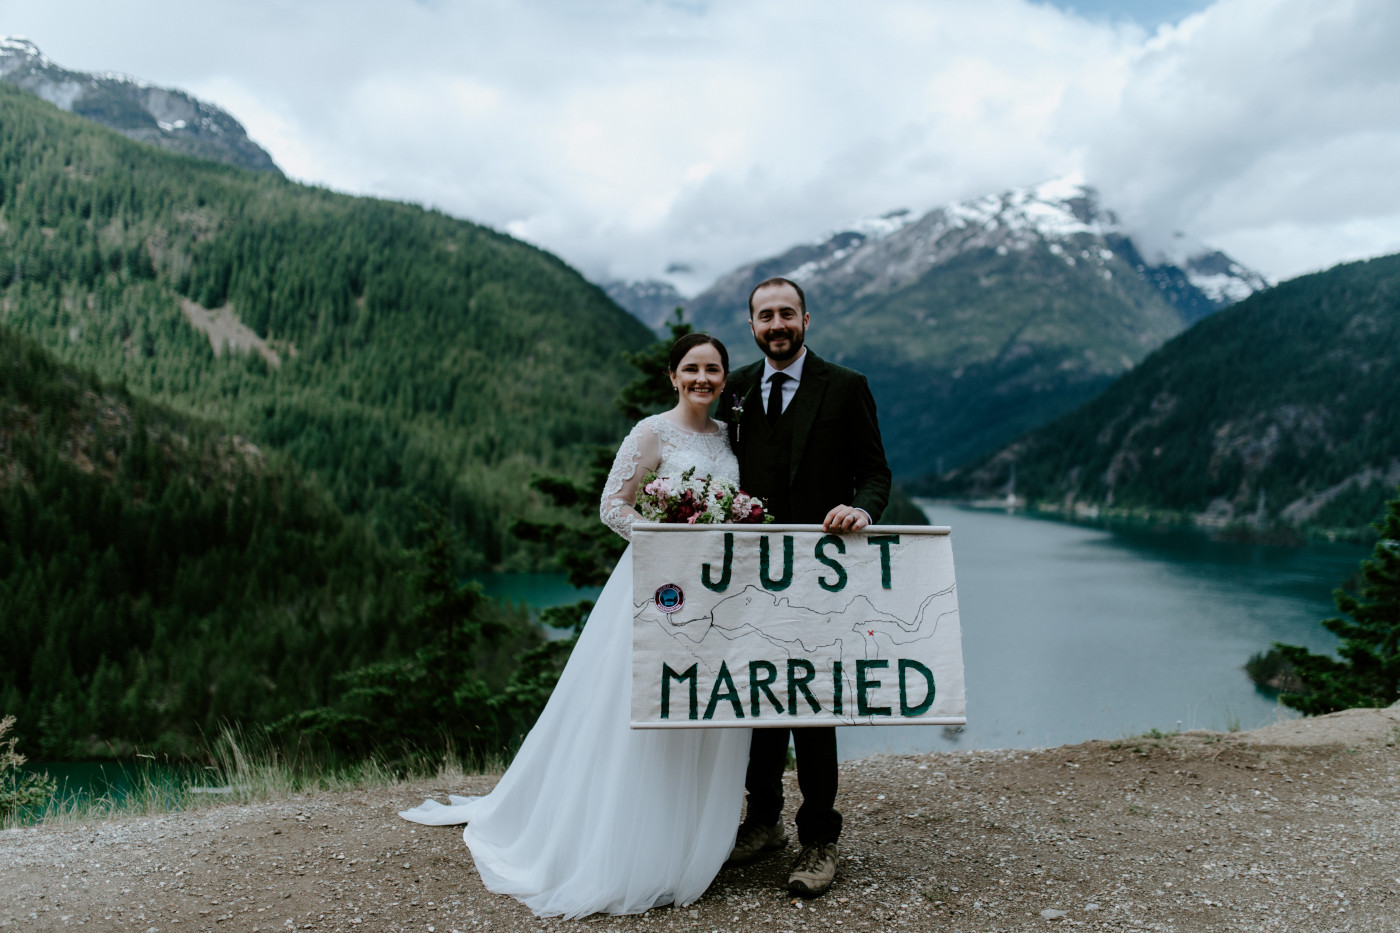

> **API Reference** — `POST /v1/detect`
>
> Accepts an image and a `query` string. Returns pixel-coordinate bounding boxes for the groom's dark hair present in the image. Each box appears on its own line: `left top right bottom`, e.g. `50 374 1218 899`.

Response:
667 333 730 374
747 277 806 318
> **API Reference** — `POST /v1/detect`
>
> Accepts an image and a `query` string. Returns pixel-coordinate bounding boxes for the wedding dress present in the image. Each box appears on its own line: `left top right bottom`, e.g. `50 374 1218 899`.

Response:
399 414 751 919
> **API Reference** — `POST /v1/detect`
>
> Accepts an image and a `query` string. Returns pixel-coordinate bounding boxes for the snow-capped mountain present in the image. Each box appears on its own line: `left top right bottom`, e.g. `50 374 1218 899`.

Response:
677 177 1271 477
1142 229 1269 309
602 212 921 332
686 175 1265 338
0 37 279 174
600 279 687 332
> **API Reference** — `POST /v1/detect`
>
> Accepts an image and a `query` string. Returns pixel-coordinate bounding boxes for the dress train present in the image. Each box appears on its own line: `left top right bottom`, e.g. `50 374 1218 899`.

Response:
400 544 750 918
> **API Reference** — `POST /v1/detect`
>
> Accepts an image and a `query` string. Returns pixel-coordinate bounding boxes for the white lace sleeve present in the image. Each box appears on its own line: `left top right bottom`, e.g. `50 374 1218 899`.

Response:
600 419 662 542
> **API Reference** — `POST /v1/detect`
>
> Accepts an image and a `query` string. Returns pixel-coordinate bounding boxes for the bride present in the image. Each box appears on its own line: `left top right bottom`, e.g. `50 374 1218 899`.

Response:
400 333 752 919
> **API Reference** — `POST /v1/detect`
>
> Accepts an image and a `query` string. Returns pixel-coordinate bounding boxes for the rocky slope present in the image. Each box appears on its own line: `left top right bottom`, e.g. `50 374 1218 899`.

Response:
684 178 1264 344
0 37 279 174
600 278 687 333
672 177 1266 477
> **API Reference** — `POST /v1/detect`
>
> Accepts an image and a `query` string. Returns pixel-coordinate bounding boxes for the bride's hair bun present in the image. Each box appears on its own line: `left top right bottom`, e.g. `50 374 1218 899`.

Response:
667 333 729 374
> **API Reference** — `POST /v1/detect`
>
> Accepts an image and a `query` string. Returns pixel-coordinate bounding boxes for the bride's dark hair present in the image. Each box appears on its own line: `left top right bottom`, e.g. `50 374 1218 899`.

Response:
667 333 729 374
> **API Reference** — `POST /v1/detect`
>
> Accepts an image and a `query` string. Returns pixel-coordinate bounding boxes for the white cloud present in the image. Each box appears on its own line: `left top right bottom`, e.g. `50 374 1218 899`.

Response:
2 0 1397 287
1081 0 1400 278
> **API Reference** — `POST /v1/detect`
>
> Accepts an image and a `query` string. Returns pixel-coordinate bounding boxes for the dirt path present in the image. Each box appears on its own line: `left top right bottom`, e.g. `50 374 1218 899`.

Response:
4 707 1399 932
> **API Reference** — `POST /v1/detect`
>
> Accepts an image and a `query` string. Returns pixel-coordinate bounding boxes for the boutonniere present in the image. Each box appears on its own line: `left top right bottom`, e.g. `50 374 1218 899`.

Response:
730 389 752 443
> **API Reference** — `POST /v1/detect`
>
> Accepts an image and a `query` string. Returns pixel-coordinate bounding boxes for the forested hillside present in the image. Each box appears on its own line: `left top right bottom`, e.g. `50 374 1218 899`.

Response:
925 254 1400 536
0 324 541 757
0 82 653 568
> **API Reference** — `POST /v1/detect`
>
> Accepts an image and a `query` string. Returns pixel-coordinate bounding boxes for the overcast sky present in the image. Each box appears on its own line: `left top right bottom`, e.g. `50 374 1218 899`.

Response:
4 0 1398 292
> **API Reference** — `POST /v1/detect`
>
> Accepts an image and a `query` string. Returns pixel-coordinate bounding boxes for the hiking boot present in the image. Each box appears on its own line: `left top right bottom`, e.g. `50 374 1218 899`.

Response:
787 842 838 898
726 821 788 865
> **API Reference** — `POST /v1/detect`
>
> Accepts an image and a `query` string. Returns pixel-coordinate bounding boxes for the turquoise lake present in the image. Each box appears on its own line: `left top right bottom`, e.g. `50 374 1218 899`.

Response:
28 504 1366 803
483 504 1363 760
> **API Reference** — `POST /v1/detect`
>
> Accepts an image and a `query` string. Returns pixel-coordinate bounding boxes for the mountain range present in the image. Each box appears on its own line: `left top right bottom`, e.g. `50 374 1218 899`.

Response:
0 36 280 174
601 278 686 332
615 177 1267 477
924 252 1400 537
4 36 1278 490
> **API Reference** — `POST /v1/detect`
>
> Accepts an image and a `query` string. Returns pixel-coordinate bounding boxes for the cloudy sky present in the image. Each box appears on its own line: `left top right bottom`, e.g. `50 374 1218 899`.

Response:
4 0 1398 292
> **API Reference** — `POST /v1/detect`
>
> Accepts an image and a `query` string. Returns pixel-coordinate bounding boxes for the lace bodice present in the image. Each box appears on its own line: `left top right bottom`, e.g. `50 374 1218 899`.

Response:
600 414 739 541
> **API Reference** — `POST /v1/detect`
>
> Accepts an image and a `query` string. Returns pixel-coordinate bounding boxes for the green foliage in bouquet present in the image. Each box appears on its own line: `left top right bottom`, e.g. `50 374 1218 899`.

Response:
634 465 774 525
1272 487 1400 714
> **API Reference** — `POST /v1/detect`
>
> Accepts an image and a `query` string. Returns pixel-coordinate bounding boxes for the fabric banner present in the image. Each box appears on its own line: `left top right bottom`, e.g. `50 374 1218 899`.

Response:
630 524 965 729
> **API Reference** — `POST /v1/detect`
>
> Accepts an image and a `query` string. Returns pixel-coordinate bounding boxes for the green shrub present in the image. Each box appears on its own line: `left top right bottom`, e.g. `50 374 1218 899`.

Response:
1272 486 1400 714
0 716 55 819
1244 647 1307 695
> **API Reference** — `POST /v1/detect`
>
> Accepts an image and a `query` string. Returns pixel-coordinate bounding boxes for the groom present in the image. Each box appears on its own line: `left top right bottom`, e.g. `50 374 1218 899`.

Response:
720 276 892 898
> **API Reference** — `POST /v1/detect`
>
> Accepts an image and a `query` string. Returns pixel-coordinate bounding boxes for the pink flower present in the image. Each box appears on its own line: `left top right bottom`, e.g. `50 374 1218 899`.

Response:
641 473 770 524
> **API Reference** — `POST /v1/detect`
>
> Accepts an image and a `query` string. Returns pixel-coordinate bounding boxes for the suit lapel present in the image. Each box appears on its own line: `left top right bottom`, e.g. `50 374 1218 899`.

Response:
786 352 828 483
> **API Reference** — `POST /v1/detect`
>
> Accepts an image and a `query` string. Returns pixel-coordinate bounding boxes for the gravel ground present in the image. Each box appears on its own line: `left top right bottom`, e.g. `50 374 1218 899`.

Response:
4 706 1399 933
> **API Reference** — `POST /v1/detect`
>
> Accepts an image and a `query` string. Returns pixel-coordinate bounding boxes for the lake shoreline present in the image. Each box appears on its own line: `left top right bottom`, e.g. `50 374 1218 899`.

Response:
917 496 1379 546
20 505 1367 805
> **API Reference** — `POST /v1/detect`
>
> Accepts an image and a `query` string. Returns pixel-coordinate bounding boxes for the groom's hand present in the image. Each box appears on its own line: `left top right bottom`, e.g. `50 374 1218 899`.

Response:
822 504 869 532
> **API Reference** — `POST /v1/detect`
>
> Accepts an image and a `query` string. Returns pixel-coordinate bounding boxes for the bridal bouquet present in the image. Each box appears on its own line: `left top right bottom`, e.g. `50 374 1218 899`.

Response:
636 467 773 525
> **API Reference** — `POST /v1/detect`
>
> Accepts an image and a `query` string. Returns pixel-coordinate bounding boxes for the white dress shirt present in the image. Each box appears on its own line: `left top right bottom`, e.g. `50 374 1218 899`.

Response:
761 348 807 414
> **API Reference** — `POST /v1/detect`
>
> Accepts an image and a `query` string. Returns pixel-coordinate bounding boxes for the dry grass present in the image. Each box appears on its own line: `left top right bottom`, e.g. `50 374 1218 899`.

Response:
2 727 505 830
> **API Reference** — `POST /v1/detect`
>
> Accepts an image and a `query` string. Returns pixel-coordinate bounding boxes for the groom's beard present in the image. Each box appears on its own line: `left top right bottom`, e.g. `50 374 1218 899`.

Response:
756 326 805 362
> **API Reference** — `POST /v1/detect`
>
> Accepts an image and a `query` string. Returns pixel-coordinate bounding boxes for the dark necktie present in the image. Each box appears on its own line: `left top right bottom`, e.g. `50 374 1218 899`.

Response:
766 373 789 426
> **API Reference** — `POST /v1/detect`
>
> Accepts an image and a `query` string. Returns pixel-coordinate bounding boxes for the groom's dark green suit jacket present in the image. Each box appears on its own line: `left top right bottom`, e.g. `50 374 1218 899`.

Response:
721 351 891 525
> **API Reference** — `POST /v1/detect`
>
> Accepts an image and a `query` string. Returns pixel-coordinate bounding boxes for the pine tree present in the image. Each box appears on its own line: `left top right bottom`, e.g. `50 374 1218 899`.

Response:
0 716 56 820
513 309 692 613
1274 487 1400 714
271 509 531 760
504 311 693 698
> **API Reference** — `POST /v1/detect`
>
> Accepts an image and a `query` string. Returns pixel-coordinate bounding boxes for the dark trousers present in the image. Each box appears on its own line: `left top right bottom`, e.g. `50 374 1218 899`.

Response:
743 726 842 846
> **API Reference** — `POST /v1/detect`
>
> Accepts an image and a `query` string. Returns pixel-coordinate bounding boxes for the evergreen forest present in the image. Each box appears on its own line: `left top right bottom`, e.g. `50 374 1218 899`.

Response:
0 82 653 570
0 323 547 758
0 81 659 760
924 253 1400 537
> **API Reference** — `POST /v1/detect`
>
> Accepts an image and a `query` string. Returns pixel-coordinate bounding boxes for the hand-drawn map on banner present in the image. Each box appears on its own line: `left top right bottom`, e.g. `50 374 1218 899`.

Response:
631 524 965 729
